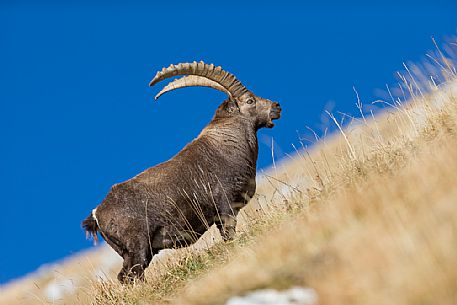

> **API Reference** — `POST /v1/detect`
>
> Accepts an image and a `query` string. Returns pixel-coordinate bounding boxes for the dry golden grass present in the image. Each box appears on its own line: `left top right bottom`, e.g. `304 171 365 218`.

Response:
2 42 456 305
85 45 457 305
174 96 457 305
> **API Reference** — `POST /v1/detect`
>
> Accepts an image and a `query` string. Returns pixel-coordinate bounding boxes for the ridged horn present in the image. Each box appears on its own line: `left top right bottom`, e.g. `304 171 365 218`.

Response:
149 61 249 98
154 75 230 100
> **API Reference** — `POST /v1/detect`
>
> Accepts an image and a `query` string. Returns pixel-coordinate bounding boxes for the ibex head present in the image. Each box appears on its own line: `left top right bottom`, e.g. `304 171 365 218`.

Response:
150 61 281 129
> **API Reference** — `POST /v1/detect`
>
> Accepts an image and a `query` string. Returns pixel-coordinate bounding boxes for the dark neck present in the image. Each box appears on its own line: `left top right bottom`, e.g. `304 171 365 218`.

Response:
199 117 259 167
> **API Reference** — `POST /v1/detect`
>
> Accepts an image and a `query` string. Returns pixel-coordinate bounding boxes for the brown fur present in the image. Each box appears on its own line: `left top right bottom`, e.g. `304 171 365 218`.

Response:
82 90 281 283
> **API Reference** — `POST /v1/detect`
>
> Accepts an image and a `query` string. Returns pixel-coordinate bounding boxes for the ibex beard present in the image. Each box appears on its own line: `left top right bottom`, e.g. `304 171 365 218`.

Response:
82 61 281 283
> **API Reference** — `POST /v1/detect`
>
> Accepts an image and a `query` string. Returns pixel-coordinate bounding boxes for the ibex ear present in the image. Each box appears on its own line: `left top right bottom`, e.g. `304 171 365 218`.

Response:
225 98 240 113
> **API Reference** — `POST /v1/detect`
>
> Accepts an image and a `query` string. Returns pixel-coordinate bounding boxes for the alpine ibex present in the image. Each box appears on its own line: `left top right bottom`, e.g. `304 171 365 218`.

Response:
82 61 281 282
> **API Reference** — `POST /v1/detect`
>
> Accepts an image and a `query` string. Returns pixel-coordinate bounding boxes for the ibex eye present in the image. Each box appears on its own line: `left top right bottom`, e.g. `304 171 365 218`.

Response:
247 98 255 104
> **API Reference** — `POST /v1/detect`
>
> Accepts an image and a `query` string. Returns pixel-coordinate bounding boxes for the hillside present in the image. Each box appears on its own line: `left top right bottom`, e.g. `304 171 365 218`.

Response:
1 47 457 305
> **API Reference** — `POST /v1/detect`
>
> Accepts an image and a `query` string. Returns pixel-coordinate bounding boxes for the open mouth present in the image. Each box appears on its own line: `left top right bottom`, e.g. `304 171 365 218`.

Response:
270 111 281 120
270 106 281 120
266 106 281 128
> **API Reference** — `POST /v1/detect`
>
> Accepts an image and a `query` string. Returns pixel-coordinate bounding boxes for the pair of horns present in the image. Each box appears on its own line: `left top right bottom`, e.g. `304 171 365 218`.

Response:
149 61 248 100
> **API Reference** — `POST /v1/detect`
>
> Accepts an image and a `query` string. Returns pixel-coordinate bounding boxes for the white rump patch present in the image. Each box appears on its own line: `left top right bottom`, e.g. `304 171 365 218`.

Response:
92 208 100 227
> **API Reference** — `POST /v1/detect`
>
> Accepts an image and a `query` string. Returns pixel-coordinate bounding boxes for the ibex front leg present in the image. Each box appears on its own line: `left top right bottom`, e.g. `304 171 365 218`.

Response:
216 214 237 241
216 178 256 241
216 197 250 241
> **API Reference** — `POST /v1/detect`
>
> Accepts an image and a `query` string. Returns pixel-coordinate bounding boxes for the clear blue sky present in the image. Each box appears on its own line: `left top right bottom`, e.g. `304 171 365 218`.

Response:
0 1 455 284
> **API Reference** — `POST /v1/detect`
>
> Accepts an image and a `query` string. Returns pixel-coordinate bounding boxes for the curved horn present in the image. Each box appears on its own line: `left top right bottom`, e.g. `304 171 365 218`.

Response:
149 61 248 98
155 75 231 100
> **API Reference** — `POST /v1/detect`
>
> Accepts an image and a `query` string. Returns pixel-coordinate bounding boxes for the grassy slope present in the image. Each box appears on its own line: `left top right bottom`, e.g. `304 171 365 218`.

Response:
90 67 457 304
2 51 456 305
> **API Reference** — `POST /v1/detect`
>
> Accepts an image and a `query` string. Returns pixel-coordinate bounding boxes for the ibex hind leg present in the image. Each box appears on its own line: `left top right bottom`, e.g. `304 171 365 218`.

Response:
117 236 156 284
100 231 125 257
97 231 135 283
